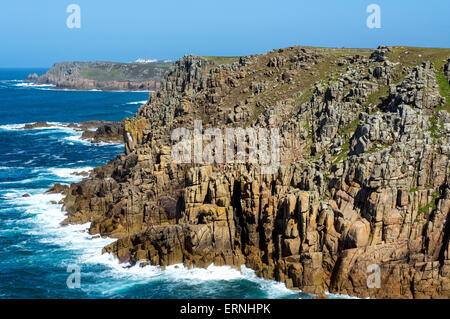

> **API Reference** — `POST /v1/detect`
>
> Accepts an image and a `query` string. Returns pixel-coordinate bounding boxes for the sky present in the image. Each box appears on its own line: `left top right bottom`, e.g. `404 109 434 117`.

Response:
0 0 449 67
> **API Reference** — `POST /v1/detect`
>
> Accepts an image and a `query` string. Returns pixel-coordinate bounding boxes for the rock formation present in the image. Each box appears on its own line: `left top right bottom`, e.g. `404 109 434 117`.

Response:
19 120 125 144
59 46 450 298
78 121 124 144
26 61 173 91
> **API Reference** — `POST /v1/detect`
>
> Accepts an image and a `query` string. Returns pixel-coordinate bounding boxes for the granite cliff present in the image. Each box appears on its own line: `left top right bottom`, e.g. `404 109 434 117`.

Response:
57 46 450 298
27 61 172 91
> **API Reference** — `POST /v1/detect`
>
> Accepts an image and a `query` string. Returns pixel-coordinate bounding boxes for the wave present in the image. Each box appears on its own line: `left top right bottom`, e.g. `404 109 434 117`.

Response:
3 180 300 298
126 100 148 105
0 123 29 130
0 122 71 131
14 82 55 88
63 134 91 146
41 167 93 181
63 133 124 147
0 166 25 170
0 166 91 188
0 122 123 148
35 87 149 93
0 177 43 185
0 134 353 299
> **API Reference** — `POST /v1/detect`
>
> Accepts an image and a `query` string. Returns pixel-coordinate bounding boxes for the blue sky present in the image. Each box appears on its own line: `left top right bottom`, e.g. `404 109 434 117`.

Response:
1 0 449 67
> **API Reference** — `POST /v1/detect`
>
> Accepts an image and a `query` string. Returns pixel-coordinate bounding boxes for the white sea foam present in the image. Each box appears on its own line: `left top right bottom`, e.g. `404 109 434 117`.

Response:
0 122 71 131
62 133 124 147
325 292 361 299
0 178 42 185
0 122 121 147
126 100 147 105
37 167 93 182
0 166 25 170
63 134 91 146
0 79 22 83
97 141 124 147
14 82 55 88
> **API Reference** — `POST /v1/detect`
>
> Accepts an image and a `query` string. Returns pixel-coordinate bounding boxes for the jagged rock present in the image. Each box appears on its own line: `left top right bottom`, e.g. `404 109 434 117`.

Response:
370 46 392 62
46 183 69 194
80 121 124 144
444 58 450 82
385 61 444 111
21 121 51 129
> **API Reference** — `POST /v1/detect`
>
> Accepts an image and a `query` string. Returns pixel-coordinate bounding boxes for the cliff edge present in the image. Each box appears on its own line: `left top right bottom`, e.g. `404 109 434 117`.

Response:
58 46 450 298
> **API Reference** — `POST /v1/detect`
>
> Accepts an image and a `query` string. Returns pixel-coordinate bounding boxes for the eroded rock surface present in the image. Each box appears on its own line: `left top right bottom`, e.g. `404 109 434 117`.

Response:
60 46 450 298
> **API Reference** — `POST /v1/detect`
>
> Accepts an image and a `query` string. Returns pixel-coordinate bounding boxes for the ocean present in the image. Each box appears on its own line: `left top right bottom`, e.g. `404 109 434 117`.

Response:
0 68 318 299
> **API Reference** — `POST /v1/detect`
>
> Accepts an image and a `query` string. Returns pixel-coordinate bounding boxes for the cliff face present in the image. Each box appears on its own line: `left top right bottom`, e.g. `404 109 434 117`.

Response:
60 46 450 298
27 61 172 91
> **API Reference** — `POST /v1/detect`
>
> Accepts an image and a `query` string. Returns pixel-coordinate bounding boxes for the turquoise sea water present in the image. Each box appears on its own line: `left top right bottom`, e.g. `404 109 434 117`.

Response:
0 68 321 299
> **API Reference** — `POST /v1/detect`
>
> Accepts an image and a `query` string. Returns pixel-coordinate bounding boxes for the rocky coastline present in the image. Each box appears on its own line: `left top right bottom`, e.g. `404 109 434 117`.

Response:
21 120 125 144
53 46 450 298
27 61 172 91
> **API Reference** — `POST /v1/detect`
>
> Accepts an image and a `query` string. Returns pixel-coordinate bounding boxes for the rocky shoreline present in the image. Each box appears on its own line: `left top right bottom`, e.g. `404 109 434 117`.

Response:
20 120 125 144
53 46 450 299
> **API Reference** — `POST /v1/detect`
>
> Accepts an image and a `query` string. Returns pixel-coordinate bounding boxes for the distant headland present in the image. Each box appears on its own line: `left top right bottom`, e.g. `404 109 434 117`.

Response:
26 60 173 91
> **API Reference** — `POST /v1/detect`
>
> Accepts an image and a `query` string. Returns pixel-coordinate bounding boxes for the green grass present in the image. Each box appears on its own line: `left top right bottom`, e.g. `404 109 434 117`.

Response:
415 189 441 222
64 61 173 82
332 140 350 164
80 69 121 81
435 69 450 113
340 118 360 136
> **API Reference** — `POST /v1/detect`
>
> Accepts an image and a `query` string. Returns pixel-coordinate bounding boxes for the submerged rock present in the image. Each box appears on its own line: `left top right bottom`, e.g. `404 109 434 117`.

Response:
21 121 51 129
46 183 69 194
80 121 124 144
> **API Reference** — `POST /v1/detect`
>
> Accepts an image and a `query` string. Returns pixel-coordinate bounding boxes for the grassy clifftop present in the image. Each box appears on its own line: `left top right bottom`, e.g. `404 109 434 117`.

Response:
49 61 173 82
